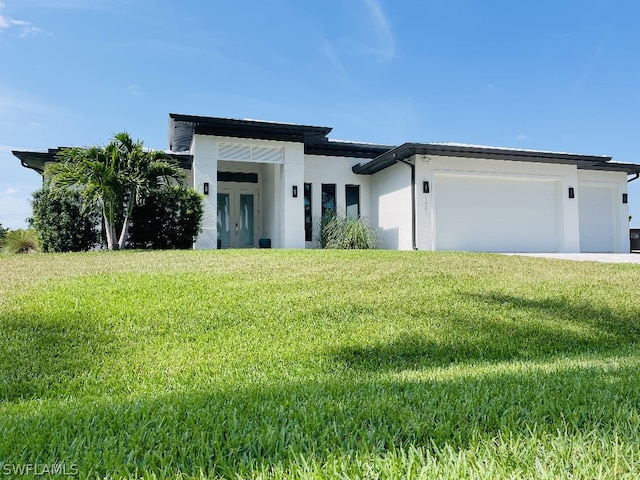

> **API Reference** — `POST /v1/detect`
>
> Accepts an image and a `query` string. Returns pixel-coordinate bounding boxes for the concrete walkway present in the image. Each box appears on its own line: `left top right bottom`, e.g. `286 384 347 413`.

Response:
504 253 640 264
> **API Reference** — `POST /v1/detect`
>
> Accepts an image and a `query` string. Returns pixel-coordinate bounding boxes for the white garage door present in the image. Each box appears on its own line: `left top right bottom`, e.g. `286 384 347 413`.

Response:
434 174 560 252
578 185 615 252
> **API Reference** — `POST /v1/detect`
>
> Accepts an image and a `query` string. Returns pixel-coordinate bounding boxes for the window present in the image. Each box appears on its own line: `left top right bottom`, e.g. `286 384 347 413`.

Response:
304 183 312 241
346 184 360 219
217 171 258 183
321 184 336 218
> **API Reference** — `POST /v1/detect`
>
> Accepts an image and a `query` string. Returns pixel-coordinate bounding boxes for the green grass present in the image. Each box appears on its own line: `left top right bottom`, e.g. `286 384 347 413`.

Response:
1 250 640 479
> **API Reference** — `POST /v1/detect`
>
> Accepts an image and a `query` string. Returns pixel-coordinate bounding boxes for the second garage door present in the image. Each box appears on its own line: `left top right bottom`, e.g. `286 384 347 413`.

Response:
434 173 561 252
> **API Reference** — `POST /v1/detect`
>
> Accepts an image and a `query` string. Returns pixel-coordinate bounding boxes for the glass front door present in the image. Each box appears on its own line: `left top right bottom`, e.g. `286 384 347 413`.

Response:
217 188 258 248
238 193 255 247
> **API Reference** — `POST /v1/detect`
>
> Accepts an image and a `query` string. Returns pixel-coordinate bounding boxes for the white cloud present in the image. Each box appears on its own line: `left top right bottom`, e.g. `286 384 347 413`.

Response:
0 1 41 37
320 40 346 74
4 187 19 195
127 84 144 97
362 0 395 61
516 133 528 141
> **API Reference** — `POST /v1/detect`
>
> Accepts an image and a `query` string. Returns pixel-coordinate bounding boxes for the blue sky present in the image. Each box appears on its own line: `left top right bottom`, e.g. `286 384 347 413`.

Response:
1 0 639 229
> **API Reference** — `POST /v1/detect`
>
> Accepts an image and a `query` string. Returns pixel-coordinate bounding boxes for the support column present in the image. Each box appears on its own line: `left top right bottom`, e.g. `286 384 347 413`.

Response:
193 137 218 249
280 144 305 248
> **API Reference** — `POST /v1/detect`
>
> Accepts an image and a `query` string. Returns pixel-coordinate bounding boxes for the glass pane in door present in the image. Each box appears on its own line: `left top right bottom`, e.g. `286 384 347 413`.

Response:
217 193 231 248
238 194 254 247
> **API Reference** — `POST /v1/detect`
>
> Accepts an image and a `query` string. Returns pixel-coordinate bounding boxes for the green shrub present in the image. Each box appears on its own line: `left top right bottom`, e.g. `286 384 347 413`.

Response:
317 210 336 249
30 187 100 252
2 229 40 254
128 186 204 249
318 214 378 249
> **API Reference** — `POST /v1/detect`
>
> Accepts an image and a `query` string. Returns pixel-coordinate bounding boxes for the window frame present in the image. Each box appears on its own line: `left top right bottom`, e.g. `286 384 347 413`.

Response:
321 183 337 218
304 183 312 242
345 184 361 219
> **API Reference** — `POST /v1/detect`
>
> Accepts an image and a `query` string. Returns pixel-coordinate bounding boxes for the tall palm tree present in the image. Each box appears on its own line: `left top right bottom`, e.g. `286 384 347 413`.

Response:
47 132 185 250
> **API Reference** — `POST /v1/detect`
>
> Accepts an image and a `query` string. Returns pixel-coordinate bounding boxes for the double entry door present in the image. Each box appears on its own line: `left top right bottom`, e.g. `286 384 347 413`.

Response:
217 186 259 248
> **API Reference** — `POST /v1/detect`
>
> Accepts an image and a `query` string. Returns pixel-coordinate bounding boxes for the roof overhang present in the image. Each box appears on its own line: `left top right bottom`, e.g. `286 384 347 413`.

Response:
352 142 640 175
304 139 395 159
11 149 54 174
12 148 194 174
169 113 333 152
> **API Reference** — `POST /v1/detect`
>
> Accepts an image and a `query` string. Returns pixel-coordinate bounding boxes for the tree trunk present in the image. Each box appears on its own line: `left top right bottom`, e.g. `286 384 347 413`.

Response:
102 201 118 250
117 214 131 250
104 215 115 250
117 192 135 250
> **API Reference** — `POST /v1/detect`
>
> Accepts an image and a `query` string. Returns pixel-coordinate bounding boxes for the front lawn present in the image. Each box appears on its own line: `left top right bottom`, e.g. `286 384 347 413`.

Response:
1 250 639 478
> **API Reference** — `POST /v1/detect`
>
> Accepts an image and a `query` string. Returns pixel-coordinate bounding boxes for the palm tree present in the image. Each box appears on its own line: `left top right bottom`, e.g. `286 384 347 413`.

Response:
47 132 185 250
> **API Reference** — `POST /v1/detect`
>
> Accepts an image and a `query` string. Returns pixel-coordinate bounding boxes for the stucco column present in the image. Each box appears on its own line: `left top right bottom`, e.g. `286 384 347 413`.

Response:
193 137 218 249
280 143 305 248
561 171 581 253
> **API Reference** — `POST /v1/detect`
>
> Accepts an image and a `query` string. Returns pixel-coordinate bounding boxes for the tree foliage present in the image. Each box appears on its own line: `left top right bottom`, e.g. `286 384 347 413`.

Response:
46 132 185 250
127 186 204 249
30 187 100 252
0 222 7 247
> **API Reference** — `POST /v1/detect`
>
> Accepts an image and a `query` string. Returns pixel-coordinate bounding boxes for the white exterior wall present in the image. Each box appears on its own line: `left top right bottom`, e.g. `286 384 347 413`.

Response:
192 135 218 249
577 169 629 253
370 162 413 250
303 154 372 247
262 163 281 247
190 132 629 252
413 155 581 252
191 134 305 249
280 143 305 248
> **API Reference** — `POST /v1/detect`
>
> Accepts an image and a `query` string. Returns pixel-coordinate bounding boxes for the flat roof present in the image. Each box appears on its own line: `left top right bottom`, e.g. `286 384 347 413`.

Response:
352 142 640 175
12 148 193 174
169 113 333 152
13 114 640 178
305 139 395 159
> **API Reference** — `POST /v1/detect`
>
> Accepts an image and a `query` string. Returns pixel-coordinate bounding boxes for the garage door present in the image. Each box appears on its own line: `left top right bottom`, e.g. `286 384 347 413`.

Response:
434 174 560 252
578 185 615 252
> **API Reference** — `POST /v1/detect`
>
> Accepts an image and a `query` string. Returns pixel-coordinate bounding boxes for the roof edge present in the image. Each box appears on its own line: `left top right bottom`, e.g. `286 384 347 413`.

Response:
169 113 333 152
353 142 638 175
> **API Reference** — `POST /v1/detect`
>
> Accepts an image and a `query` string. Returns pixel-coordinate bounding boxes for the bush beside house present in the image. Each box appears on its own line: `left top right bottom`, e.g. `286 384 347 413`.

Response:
318 213 379 249
128 186 204 249
30 187 100 253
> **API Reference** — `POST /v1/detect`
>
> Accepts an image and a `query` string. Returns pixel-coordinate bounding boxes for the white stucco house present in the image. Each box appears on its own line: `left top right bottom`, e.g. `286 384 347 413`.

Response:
14 113 640 252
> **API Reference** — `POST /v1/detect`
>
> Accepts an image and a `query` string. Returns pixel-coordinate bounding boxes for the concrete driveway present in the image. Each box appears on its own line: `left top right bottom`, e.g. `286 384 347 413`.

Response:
504 253 640 264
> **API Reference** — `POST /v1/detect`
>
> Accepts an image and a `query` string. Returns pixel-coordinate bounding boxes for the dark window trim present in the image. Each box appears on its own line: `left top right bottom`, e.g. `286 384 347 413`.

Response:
321 183 337 218
345 184 360 219
217 171 258 183
304 183 312 242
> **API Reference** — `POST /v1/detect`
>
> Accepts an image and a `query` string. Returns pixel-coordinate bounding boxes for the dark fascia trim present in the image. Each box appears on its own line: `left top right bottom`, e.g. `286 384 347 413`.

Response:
12 148 194 174
305 140 395 159
169 113 333 152
577 161 640 175
11 150 52 174
351 142 636 175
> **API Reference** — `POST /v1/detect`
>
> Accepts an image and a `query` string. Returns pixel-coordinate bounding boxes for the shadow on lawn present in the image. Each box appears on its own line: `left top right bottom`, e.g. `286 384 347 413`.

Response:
2 353 640 478
333 292 640 371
